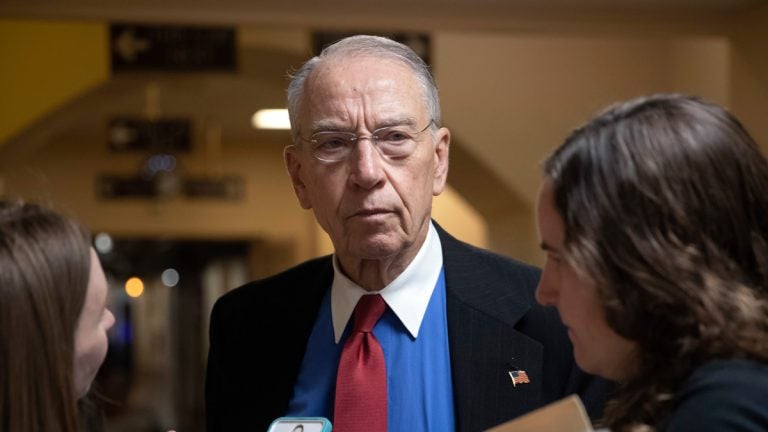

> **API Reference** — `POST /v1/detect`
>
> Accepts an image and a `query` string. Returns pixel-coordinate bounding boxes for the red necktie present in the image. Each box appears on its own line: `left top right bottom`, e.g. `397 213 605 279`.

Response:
334 294 388 432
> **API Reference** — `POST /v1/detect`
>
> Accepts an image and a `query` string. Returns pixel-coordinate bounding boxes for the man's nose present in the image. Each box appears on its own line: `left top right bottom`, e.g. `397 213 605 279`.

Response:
348 138 385 189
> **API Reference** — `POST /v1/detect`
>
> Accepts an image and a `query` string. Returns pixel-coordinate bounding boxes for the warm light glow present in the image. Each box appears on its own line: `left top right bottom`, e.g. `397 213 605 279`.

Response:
251 109 291 130
125 277 144 298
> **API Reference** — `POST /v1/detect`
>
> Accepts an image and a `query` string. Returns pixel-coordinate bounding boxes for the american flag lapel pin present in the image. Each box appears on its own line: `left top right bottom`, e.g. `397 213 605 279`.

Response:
507 368 530 387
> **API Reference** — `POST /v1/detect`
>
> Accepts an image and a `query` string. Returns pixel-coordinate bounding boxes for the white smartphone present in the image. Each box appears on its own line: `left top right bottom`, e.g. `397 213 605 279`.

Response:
266 417 332 432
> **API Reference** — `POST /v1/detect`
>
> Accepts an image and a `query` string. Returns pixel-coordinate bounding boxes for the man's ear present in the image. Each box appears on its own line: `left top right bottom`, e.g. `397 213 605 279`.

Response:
284 146 313 209
432 127 450 196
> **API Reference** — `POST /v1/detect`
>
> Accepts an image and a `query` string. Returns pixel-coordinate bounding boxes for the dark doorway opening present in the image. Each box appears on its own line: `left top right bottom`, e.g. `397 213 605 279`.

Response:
96 239 250 432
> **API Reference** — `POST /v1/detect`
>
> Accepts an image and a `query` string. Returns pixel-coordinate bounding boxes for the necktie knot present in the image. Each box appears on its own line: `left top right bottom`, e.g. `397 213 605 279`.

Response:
353 294 386 333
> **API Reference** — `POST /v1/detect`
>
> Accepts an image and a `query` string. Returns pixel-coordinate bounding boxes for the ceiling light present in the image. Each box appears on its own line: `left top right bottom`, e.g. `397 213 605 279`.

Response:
252 109 290 130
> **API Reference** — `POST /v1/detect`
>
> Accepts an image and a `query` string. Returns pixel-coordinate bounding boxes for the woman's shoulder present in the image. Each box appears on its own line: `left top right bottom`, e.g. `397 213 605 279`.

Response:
682 358 768 390
663 359 768 431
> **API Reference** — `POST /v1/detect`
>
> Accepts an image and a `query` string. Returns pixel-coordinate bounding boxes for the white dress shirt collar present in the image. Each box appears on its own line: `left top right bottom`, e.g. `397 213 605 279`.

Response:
331 222 444 343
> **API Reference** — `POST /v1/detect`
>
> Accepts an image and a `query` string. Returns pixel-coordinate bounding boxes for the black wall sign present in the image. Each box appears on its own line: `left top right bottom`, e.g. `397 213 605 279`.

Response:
99 175 156 198
110 23 236 72
99 174 244 201
108 118 192 152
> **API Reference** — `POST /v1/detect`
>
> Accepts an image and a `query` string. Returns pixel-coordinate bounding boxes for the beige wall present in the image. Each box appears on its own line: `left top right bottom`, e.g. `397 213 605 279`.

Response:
436 31 731 264
0 134 317 261
729 4 768 150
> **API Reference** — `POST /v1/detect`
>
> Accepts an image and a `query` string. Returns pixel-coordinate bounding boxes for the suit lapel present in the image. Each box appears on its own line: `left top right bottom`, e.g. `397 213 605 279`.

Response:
270 256 335 415
437 224 545 432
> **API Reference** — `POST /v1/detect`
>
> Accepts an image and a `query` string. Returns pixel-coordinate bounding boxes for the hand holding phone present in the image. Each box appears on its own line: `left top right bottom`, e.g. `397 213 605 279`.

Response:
266 417 332 432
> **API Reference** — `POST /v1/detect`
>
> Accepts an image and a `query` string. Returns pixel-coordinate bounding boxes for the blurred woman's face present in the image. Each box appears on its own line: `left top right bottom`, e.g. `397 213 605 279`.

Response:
535 181 637 381
73 248 115 398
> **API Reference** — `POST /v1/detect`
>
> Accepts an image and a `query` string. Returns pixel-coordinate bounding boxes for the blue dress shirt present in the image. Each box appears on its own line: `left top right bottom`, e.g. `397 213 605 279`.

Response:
287 270 455 431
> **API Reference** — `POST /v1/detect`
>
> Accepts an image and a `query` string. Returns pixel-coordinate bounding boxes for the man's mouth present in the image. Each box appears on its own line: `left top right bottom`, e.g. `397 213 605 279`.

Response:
351 208 391 218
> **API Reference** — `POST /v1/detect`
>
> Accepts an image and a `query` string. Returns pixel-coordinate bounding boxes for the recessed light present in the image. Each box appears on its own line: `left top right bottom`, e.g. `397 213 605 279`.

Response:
251 109 290 130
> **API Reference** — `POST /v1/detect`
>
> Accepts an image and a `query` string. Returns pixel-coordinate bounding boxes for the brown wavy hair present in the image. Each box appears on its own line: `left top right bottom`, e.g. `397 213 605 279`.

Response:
0 200 92 432
543 94 768 431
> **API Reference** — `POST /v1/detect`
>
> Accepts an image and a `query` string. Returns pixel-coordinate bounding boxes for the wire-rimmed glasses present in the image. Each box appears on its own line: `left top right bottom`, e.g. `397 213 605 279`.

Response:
298 120 435 163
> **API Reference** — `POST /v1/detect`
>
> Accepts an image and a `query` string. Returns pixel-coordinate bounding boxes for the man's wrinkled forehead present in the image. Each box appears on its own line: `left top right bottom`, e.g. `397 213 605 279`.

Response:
306 55 408 87
301 56 427 117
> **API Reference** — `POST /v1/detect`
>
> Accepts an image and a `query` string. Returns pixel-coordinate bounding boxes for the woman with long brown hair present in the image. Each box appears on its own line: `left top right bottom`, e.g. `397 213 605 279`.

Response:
536 94 768 431
0 200 115 431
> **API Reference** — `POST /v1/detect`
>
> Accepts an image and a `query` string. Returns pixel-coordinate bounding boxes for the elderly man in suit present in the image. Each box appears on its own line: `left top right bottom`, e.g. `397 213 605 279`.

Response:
205 35 610 432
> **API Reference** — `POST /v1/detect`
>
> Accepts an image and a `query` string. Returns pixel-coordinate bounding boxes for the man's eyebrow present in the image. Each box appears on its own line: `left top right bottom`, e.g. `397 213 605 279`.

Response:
310 120 349 133
309 116 419 133
375 116 418 128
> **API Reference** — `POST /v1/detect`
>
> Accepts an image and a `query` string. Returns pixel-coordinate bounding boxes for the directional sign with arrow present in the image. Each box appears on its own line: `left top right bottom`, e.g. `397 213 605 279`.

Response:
110 23 236 72
107 118 191 152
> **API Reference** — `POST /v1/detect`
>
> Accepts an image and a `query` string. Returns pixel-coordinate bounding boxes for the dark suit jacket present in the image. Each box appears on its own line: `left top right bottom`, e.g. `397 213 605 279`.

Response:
206 224 611 432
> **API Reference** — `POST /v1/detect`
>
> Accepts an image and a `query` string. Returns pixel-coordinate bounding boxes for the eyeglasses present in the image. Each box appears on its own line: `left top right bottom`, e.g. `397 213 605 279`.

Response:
299 120 435 163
